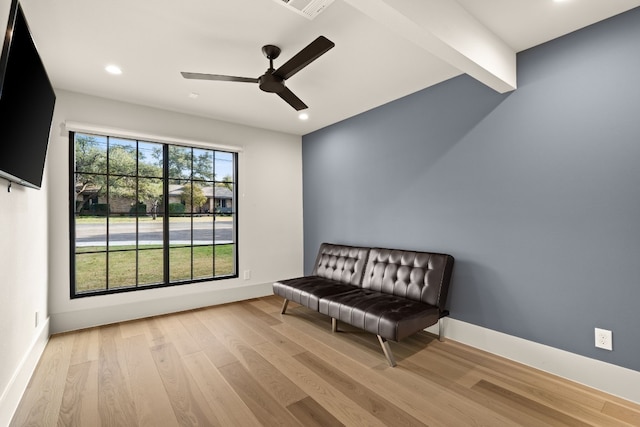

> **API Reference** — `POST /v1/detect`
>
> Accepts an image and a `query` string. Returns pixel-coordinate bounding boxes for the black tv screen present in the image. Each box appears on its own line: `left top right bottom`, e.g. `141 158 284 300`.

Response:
0 1 56 190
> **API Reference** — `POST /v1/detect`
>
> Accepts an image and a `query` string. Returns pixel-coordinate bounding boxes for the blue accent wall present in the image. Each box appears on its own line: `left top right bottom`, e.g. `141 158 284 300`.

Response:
302 7 640 371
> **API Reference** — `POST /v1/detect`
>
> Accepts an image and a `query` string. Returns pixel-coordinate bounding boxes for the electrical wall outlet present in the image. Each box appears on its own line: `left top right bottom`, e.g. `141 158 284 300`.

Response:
595 328 613 351
243 270 251 280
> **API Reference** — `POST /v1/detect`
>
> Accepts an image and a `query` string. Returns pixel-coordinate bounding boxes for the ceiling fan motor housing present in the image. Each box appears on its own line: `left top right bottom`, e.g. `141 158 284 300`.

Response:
259 72 285 93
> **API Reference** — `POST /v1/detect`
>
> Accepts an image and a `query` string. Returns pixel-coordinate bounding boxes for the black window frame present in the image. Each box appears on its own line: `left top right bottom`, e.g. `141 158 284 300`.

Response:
69 131 239 298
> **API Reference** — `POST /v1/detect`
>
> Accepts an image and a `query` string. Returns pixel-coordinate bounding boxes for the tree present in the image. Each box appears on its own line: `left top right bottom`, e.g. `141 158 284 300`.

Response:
194 150 214 181
217 174 233 190
74 134 163 214
167 146 217 182
137 147 163 214
106 144 138 204
167 146 192 182
74 135 107 212
181 183 207 213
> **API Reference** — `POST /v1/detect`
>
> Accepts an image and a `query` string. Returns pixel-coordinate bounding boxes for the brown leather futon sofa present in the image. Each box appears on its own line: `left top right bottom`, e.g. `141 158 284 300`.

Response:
273 243 454 366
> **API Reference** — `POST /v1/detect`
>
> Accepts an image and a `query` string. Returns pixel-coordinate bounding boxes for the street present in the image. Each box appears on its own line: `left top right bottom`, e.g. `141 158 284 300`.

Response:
75 217 234 246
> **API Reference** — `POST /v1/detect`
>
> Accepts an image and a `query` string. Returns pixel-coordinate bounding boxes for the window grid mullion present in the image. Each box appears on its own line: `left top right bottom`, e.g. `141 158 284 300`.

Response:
163 144 170 285
135 139 140 288
212 155 216 276
105 136 110 291
191 148 194 280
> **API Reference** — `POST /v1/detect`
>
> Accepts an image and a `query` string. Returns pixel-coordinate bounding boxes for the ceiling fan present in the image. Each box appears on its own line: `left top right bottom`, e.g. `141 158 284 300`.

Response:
181 36 335 111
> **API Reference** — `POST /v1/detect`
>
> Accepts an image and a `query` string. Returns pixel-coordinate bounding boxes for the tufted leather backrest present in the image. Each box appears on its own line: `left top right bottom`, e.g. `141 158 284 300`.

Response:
362 248 454 309
312 243 370 286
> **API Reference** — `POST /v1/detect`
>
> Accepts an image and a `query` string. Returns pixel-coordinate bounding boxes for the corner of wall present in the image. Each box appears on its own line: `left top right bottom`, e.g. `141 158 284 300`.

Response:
0 317 50 427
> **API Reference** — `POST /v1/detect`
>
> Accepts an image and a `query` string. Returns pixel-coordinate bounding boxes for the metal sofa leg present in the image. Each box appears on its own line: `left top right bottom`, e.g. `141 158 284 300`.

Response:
438 317 445 342
377 335 397 367
332 317 338 332
281 299 289 314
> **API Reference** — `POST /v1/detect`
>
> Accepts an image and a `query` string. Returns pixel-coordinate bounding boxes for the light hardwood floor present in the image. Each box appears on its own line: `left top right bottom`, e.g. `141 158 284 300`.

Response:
11 296 640 426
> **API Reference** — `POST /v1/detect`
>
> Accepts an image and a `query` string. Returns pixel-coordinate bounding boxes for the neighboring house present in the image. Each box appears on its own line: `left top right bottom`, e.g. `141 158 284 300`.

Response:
167 184 233 214
75 183 233 215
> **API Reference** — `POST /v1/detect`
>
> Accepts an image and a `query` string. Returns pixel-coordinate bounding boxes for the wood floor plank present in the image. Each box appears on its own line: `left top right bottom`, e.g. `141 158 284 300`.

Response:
602 401 640 425
97 325 137 426
295 351 427 427
198 304 308 407
155 312 202 356
118 317 149 340
472 379 593 426
213 304 269 347
423 339 640 426
237 300 282 326
456 366 626 426
123 334 179 426
424 337 611 411
393 336 625 425
389 353 568 427
250 297 284 315
287 396 345 427
144 316 167 347
10 333 74 427
69 328 100 366
361 333 574 426
182 351 263 427
177 310 221 350
57 361 99 427
217 361 302 426
271 321 378 369
197 307 262 356
233 345 308 407
227 302 307 356
150 342 221 426
374 360 518 426
260 295 289 311
277 307 385 368
253 340 389 427
200 339 239 369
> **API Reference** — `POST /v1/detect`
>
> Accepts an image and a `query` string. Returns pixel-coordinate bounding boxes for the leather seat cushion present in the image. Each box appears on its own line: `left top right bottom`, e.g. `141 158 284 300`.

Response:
273 276 354 311
318 288 439 341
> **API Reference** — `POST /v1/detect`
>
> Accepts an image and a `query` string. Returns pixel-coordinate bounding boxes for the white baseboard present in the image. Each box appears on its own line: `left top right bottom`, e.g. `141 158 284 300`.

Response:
50 282 273 334
0 318 50 427
427 318 640 405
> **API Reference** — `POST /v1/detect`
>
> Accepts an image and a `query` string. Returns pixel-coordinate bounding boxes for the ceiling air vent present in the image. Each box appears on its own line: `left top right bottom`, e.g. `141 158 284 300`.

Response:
276 0 335 20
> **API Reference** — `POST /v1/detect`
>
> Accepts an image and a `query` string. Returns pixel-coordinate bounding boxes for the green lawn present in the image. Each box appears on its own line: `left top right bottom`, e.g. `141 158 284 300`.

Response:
75 244 235 293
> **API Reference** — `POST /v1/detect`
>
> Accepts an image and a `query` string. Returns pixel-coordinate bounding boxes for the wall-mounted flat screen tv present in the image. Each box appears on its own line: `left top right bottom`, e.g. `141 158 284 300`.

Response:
0 1 56 190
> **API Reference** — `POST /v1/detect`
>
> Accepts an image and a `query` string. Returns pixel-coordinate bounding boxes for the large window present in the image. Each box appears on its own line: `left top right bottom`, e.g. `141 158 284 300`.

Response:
70 131 237 297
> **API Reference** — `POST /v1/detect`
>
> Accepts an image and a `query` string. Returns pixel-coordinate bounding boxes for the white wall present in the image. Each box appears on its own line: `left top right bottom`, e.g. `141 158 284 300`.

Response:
48 90 304 333
0 1 50 422
0 167 50 424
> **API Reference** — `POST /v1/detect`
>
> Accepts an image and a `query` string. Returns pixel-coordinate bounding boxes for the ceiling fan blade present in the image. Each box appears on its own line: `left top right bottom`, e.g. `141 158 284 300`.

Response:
277 87 308 111
181 72 258 83
273 36 335 80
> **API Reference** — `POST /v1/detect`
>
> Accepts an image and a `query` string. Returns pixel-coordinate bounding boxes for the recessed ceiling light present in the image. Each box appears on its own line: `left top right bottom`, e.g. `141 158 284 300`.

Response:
105 64 122 75
298 112 309 121
188 92 199 99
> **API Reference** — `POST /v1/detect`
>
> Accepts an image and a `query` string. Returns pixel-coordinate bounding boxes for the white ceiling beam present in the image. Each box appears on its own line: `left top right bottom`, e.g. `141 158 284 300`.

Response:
343 0 517 93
